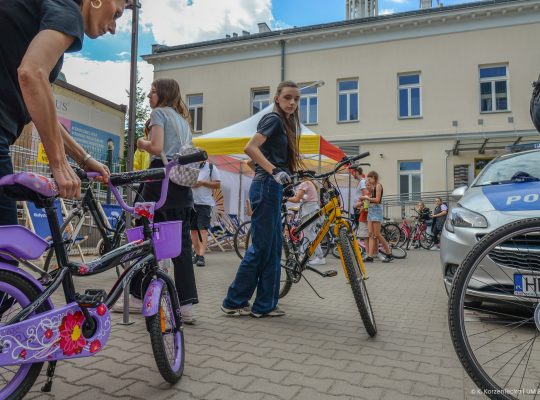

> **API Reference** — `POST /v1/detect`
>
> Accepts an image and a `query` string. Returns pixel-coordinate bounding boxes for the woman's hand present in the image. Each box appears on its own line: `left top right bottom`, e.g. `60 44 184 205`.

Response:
137 137 147 151
84 158 110 183
49 159 81 199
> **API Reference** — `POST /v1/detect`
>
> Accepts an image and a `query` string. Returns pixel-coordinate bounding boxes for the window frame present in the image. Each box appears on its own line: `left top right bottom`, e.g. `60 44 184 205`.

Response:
479 64 510 114
187 94 203 133
397 73 422 120
251 87 270 116
337 78 359 123
398 160 423 201
299 83 318 125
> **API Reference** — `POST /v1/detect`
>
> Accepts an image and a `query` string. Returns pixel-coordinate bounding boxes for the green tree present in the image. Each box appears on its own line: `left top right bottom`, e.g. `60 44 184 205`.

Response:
123 76 150 164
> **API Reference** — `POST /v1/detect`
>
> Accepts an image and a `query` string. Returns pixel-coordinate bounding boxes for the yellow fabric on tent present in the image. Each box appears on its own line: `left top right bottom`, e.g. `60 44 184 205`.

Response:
193 134 320 156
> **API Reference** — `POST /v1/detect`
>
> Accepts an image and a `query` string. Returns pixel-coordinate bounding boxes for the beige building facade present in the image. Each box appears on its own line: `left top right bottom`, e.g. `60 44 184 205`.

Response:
144 0 540 197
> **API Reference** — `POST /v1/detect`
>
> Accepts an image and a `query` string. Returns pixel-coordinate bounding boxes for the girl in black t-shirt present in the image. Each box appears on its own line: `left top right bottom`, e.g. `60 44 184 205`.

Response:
222 81 303 318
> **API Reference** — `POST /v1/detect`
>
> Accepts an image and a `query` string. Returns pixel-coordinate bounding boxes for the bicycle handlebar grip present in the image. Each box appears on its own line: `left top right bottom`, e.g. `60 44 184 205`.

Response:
176 150 208 166
351 152 370 162
109 168 166 187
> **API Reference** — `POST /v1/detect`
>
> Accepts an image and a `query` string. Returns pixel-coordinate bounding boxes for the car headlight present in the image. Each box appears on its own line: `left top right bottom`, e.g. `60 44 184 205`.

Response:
445 207 488 233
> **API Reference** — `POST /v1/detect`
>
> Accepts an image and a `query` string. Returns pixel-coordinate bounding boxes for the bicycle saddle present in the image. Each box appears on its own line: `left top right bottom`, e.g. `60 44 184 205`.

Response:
0 172 58 200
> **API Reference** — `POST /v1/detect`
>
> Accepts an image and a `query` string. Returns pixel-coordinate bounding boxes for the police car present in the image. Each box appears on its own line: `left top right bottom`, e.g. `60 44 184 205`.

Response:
441 148 540 303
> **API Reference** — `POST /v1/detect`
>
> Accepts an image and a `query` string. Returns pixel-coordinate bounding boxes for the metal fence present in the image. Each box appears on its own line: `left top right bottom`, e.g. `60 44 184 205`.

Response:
12 128 126 255
382 190 456 222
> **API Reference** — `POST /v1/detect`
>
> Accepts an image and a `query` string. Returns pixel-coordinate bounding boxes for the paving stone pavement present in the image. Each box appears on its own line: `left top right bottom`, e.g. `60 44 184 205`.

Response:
24 248 486 400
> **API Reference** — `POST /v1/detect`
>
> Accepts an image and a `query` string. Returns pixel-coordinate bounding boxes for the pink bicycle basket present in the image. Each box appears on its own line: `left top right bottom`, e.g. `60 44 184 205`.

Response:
126 220 182 261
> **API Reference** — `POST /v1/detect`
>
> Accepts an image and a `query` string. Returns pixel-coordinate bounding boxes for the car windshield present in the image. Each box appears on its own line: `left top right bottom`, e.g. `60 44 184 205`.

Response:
474 151 540 186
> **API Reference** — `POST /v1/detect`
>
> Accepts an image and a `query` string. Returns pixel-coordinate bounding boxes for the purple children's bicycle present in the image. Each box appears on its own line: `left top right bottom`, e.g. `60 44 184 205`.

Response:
0 150 207 400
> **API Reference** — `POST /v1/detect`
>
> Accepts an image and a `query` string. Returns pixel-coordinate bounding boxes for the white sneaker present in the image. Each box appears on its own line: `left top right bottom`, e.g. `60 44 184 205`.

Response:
430 246 440 251
308 257 327 266
112 295 143 314
180 303 196 325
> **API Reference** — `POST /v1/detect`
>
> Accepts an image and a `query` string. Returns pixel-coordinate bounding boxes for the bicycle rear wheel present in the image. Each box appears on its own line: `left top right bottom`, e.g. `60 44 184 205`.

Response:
0 270 51 399
233 221 251 260
43 210 85 272
146 282 184 383
382 223 401 247
448 218 540 399
338 227 377 337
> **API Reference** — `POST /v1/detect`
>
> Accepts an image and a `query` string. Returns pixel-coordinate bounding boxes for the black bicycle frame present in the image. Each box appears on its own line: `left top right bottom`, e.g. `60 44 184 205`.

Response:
8 197 155 325
80 187 126 253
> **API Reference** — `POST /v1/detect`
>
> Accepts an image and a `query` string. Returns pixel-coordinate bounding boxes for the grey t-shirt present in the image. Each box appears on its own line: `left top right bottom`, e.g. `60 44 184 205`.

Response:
149 107 191 160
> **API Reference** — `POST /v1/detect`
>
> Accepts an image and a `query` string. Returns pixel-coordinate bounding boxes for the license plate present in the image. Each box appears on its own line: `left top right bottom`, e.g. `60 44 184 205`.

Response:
514 273 540 297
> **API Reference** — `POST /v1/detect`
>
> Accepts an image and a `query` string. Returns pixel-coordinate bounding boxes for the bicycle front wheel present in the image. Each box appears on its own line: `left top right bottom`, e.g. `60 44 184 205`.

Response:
338 227 377 337
449 218 540 399
146 282 184 383
0 270 51 399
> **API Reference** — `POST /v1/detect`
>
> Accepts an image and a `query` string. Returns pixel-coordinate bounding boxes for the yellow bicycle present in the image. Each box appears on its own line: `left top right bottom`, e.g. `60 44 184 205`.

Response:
281 152 376 337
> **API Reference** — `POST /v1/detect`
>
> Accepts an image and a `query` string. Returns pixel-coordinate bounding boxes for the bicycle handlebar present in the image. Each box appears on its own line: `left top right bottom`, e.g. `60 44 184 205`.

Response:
78 150 208 214
291 152 370 182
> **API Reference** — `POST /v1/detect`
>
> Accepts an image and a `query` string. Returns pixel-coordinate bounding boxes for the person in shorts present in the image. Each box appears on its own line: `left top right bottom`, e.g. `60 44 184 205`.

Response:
350 164 369 250
190 161 221 267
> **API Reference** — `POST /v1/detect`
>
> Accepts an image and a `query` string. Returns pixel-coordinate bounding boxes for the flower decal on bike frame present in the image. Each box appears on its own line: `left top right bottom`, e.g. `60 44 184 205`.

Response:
59 311 86 356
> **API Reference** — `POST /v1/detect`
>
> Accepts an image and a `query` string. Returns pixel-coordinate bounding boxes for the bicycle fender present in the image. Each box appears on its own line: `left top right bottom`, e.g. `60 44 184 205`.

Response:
0 262 54 310
142 278 165 317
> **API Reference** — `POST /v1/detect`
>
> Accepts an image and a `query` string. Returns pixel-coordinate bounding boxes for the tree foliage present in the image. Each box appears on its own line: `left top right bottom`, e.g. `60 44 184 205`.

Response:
123 76 150 163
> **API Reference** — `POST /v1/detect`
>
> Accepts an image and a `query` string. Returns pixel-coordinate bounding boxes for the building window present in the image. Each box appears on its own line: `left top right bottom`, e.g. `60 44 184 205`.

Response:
454 164 471 188
398 74 421 118
300 84 318 125
187 94 203 132
337 79 359 122
399 161 422 200
252 88 270 115
480 65 509 112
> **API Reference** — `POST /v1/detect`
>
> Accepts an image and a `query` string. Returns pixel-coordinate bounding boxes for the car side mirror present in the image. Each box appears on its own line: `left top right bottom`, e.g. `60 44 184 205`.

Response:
451 185 468 199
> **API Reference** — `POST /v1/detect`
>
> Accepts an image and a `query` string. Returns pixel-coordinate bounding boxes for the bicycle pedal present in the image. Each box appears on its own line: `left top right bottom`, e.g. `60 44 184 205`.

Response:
75 289 107 308
321 270 338 277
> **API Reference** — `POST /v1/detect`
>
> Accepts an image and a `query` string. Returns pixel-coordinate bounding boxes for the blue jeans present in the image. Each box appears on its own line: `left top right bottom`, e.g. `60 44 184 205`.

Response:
223 176 283 315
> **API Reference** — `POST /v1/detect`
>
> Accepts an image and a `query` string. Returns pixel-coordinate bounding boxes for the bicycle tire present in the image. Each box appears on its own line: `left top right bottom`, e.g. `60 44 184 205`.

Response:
320 232 332 258
382 223 401 247
338 227 377 337
419 231 434 250
43 211 85 272
0 270 51 399
448 218 540 400
279 264 293 299
379 246 407 259
233 221 252 260
146 282 184 384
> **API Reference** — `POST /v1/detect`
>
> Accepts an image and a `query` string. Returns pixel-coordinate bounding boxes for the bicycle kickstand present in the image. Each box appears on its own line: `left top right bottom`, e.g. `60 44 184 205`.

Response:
41 360 57 393
301 273 325 300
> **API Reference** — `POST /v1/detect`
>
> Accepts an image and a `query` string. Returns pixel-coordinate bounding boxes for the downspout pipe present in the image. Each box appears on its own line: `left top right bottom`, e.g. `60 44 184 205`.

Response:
280 40 285 81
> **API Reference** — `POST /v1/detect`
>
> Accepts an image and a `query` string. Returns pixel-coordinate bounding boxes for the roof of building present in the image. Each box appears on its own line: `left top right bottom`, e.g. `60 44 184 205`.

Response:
145 0 525 57
53 79 127 113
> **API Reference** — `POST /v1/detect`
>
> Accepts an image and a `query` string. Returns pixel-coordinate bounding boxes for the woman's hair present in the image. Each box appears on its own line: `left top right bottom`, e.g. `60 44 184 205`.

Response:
367 171 379 182
152 78 192 128
143 119 151 139
435 197 442 202
273 80 303 172
418 200 425 208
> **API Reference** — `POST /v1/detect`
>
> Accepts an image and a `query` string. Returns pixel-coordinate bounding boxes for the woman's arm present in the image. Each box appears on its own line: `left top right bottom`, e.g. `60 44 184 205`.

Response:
244 133 273 173
18 30 81 198
288 189 305 203
137 126 164 155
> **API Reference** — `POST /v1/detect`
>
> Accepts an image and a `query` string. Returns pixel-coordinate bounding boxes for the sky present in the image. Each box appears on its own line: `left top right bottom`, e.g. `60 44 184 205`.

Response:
61 0 478 107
